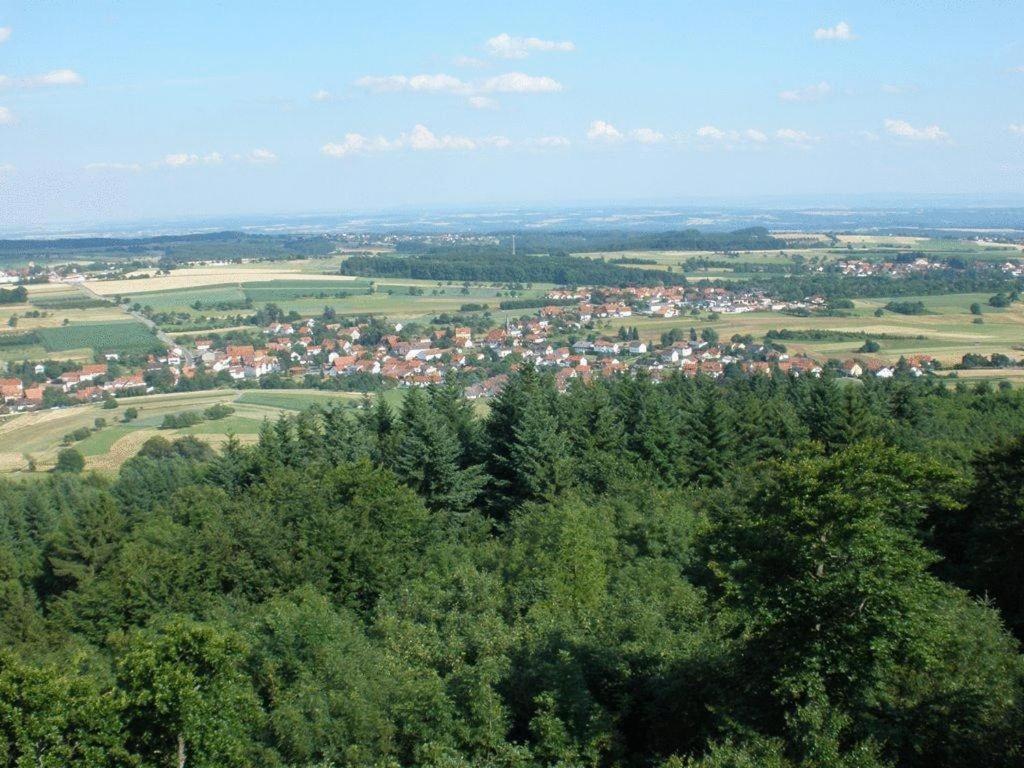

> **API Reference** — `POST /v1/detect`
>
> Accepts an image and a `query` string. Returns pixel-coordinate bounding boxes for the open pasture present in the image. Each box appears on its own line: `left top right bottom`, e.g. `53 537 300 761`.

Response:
621 290 1024 365
0 388 397 476
86 265 360 296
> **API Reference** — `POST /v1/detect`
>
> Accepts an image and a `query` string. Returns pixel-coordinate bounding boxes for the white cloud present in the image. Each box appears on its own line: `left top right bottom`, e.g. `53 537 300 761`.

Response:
162 152 224 168
481 72 562 93
0 163 14 175
34 69 84 86
356 71 562 98
322 133 399 158
527 136 571 149
697 125 727 141
1011 65 1024 73
0 106 13 125
0 69 85 89
163 153 197 167
779 81 831 102
631 127 665 144
247 148 277 163
88 149 272 172
323 124 497 157
697 126 807 148
0 27 10 44
884 118 949 141
775 128 817 144
814 21 855 41
311 89 331 102
485 33 575 59
587 120 623 141
356 73 472 94
881 83 915 95
406 124 476 151
468 95 498 110
1009 124 1024 135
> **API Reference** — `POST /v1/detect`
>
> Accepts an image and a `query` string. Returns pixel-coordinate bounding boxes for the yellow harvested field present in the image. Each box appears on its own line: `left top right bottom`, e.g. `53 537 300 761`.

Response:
0 452 28 472
87 267 357 295
836 234 925 246
84 430 259 472
85 429 161 472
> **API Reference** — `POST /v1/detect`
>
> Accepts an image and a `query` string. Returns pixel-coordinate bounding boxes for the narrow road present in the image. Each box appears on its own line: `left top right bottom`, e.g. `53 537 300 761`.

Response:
73 280 195 366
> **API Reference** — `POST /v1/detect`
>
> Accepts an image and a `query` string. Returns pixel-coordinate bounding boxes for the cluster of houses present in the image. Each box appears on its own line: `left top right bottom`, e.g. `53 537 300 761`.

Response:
0 275 955 415
0 362 148 412
0 269 24 285
828 257 944 278
545 285 826 318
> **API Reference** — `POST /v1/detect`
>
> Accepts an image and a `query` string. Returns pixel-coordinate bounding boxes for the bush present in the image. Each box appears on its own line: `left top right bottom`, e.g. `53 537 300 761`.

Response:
122 407 139 422
203 403 235 420
884 300 928 315
160 411 204 430
54 448 85 473
989 293 1012 308
62 427 93 444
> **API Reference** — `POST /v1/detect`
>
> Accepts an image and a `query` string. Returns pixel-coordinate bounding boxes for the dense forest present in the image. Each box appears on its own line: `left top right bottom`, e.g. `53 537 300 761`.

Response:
0 233 336 266
394 228 787 256
734 269 1023 301
347 228 787 285
1 370 1023 767
340 250 687 286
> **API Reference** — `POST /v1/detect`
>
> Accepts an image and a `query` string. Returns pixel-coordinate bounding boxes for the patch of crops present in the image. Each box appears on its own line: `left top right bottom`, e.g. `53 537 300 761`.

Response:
30 295 112 310
38 321 163 353
0 331 40 348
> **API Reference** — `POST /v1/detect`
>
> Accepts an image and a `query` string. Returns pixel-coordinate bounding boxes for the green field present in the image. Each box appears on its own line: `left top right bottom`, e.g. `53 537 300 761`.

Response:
29 294 113 310
37 320 163 354
235 389 399 411
610 289 1024 366
123 276 547 329
0 388 403 476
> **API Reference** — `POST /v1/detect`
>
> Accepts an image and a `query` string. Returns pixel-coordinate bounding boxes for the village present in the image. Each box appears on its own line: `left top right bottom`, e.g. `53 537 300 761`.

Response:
0 281 942 414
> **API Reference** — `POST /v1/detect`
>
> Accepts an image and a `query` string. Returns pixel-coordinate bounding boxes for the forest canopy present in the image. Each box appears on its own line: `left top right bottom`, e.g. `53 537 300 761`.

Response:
1 371 1023 767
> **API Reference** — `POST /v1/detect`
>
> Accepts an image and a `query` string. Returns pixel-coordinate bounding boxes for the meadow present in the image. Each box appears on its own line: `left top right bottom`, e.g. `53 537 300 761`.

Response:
0 388 383 476
616 290 1024 365
106 261 550 327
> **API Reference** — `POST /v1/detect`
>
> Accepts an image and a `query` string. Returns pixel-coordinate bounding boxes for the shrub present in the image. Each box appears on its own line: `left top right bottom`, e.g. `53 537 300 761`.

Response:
54 448 85 473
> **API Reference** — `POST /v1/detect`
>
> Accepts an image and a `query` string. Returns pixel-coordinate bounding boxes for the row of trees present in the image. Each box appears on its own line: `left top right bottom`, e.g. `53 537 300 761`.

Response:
1 370 1023 766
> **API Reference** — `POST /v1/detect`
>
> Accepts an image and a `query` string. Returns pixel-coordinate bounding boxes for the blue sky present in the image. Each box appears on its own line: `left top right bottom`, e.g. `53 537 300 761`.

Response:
1 1 1023 229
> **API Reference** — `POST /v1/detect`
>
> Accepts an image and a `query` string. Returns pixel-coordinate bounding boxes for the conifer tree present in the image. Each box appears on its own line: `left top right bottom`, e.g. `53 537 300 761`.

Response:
395 387 484 514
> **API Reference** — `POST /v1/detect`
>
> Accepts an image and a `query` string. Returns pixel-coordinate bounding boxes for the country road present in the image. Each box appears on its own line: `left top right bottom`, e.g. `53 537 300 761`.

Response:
73 280 195 366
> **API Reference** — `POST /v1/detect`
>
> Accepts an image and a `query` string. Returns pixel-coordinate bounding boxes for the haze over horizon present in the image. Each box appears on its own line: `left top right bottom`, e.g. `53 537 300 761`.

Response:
2 1 1024 230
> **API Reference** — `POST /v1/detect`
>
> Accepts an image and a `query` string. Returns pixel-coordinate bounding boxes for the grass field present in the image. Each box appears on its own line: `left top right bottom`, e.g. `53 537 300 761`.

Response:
118 271 548 327
236 390 373 410
612 290 1024 365
0 388 395 476
87 266 361 296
